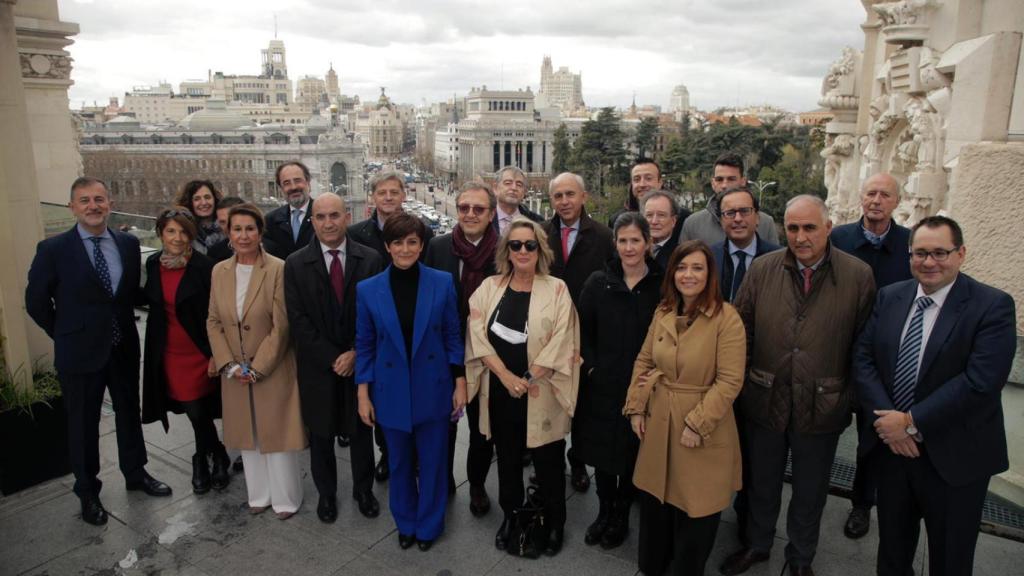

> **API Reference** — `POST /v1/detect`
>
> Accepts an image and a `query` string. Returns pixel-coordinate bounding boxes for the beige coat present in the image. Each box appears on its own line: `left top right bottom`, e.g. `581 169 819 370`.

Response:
624 304 746 518
465 274 580 448
207 252 306 453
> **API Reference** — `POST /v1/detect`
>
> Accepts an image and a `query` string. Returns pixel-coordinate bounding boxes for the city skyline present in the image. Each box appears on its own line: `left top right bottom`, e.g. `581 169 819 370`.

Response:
60 0 865 113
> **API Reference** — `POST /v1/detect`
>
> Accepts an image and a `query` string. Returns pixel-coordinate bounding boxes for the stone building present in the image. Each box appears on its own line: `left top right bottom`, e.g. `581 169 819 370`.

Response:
670 84 690 121
537 56 585 114
326 64 340 99
296 75 328 113
78 101 366 219
359 88 403 160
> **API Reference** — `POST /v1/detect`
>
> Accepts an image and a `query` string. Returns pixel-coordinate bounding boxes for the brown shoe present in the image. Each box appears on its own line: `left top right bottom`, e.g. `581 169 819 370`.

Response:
789 565 815 576
719 548 770 576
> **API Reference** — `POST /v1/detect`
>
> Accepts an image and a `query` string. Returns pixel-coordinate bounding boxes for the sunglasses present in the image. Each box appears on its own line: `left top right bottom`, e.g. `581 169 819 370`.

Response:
508 240 539 252
457 204 489 216
161 208 195 220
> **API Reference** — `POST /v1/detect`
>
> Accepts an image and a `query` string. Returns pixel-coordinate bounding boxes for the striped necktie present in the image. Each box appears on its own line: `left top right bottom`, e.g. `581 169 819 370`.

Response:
892 296 934 411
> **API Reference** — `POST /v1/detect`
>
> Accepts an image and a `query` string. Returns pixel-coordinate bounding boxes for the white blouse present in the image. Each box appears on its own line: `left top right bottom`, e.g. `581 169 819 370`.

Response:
235 263 253 320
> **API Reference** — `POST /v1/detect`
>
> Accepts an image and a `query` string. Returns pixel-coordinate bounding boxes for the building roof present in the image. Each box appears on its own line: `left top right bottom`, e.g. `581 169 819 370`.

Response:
178 98 255 131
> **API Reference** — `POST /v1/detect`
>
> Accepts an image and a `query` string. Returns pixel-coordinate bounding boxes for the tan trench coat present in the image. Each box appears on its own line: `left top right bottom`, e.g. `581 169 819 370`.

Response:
465 274 580 448
624 304 746 518
207 252 306 453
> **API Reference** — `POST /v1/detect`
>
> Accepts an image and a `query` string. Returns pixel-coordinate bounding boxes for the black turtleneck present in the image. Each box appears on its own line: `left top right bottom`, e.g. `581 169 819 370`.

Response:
390 264 419 361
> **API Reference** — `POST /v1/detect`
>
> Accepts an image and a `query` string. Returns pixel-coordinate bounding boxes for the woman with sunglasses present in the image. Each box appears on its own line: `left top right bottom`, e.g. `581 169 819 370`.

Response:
465 218 580 557
574 212 663 550
175 180 224 255
142 206 231 494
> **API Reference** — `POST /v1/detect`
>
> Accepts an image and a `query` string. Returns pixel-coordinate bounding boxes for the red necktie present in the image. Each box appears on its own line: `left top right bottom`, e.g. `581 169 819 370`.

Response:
801 267 813 295
561 227 572 264
328 249 345 304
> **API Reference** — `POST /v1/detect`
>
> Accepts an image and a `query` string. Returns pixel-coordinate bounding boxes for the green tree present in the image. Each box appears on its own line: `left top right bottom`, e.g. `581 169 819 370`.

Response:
634 117 660 160
551 123 571 174
569 107 627 196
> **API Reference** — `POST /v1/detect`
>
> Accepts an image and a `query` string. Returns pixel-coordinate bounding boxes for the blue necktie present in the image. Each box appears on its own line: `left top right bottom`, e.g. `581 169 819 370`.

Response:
90 236 122 346
291 209 302 243
730 251 747 302
892 296 934 411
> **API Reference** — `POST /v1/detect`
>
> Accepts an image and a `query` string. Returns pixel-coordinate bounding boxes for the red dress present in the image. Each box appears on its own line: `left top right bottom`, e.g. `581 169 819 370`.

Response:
161 266 215 402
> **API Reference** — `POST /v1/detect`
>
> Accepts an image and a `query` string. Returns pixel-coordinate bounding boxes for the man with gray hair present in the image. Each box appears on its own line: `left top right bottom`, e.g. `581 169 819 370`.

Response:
640 190 681 270
722 195 875 576
543 171 614 493
492 165 543 235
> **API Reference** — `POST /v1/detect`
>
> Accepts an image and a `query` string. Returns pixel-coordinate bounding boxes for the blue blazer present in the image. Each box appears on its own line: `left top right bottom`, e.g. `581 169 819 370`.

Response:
710 234 782 302
830 218 912 289
854 274 1016 487
355 263 464 432
25 226 142 375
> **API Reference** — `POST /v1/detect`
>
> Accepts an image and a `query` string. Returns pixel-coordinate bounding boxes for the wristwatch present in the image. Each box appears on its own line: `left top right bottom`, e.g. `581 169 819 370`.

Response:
904 413 921 441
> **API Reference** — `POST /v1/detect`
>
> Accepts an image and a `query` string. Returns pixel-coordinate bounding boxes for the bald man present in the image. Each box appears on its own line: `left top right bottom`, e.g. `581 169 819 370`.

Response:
284 193 385 523
830 173 913 539
724 196 875 576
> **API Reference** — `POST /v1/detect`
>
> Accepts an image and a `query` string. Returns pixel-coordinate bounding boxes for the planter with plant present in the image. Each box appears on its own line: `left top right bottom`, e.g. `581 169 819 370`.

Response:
0 361 70 495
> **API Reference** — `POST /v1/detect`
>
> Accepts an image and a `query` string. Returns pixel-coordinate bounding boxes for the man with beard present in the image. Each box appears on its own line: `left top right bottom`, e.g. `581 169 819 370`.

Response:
425 181 500 515
680 152 779 246
263 161 315 260
492 165 542 235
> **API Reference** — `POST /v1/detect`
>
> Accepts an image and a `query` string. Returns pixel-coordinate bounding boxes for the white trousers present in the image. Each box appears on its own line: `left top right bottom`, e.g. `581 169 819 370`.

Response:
240 449 303 513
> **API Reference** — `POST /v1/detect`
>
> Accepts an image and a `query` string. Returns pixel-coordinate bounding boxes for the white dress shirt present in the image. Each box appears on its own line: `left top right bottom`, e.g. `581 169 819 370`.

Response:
321 240 347 275
898 277 956 379
728 237 758 270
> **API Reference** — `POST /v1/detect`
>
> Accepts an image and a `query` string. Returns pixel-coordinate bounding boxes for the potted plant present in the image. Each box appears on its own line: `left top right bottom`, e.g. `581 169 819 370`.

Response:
0 361 70 495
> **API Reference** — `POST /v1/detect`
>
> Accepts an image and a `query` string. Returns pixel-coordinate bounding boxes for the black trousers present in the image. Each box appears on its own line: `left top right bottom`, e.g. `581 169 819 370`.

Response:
594 469 635 502
310 419 375 499
375 425 388 461
732 407 751 533
491 414 566 529
876 447 989 576
58 344 147 498
743 420 840 567
851 407 880 509
637 491 721 576
180 395 220 456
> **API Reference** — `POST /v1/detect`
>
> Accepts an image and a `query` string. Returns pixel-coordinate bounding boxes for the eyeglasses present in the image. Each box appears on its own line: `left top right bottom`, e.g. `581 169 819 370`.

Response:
910 248 959 262
722 207 755 219
457 204 489 216
508 240 539 252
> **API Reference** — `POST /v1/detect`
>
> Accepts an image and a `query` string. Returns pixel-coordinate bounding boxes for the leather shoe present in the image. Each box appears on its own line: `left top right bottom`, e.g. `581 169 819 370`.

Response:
789 565 815 576
417 539 434 551
80 496 108 526
375 459 390 482
844 507 870 539
126 473 172 497
232 455 244 472
543 527 564 556
720 548 770 576
469 485 491 517
336 434 350 448
495 517 511 550
354 491 380 518
570 466 590 493
317 495 338 523
398 533 416 549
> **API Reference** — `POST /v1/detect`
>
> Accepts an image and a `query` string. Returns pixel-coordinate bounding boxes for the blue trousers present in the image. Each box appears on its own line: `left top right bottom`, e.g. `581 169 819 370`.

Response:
381 418 450 540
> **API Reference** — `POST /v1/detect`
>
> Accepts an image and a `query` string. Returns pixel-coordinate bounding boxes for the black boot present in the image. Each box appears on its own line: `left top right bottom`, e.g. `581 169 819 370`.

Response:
600 498 631 549
210 444 231 490
584 498 611 545
191 452 212 494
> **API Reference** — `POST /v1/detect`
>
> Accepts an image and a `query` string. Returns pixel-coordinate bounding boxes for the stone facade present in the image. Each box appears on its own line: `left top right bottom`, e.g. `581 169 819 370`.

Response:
537 56 585 115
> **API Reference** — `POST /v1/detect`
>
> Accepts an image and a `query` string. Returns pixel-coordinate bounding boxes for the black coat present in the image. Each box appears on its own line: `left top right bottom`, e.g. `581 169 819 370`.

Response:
491 203 543 231
710 234 783 302
141 251 217 431
206 238 233 263
830 218 912 289
347 209 435 263
424 232 497 336
262 202 314 260
544 211 615 304
284 237 384 437
574 258 663 475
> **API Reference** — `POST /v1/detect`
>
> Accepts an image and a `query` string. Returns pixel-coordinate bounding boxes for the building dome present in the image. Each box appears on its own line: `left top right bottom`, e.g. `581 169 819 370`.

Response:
178 98 255 131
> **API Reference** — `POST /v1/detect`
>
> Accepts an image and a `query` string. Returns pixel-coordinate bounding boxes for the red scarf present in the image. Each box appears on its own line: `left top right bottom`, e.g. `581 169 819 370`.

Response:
451 224 497 314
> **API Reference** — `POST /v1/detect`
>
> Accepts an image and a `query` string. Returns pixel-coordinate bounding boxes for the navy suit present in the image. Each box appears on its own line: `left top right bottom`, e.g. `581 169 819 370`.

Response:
855 274 1016 575
262 202 314 261
710 235 781 302
25 226 148 497
354 263 463 539
832 218 913 513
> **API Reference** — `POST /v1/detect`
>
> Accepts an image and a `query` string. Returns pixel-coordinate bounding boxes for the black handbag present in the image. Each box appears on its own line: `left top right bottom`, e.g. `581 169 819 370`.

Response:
506 486 547 558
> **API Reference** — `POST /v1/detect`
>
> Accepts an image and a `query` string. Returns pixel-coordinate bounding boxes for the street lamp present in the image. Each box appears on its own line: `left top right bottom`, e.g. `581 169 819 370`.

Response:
750 180 777 206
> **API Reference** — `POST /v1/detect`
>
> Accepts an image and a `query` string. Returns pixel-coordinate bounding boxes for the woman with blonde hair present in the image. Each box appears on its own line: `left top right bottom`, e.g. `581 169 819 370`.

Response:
465 217 580 557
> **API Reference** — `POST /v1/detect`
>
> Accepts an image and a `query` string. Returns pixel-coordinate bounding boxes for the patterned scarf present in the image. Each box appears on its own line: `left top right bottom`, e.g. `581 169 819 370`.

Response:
451 224 498 315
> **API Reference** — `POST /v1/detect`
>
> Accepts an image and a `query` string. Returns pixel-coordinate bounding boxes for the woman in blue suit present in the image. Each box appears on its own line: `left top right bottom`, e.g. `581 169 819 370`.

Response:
356 212 467 551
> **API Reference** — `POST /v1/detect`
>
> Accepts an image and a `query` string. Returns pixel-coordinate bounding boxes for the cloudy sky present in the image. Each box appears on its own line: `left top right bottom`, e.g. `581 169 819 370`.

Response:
60 0 866 113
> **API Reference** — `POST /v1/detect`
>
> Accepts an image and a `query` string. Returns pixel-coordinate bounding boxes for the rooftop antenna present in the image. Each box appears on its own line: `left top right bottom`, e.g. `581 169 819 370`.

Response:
274 14 278 39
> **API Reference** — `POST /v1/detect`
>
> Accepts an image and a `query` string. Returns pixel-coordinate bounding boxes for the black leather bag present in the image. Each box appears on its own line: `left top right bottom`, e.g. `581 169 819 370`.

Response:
506 486 547 558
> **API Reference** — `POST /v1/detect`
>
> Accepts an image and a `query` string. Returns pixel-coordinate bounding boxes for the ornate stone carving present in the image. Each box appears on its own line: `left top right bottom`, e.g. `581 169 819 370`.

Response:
873 0 934 45
819 47 861 110
19 52 72 81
